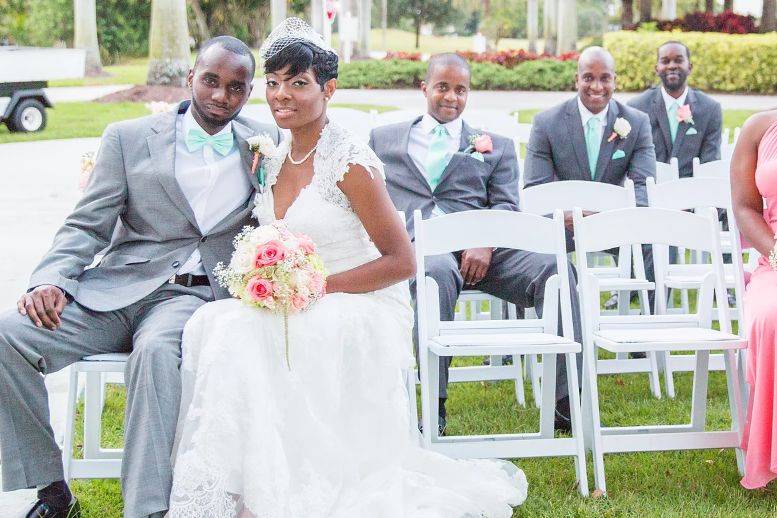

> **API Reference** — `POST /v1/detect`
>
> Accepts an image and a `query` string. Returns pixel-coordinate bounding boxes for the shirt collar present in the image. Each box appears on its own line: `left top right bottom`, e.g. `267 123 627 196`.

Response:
181 105 233 139
419 113 463 141
577 96 608 128
661 86 688 110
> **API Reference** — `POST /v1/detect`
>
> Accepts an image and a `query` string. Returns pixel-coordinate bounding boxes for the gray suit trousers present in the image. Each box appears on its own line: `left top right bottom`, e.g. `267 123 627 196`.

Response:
0 283 211 518
411 248 583 402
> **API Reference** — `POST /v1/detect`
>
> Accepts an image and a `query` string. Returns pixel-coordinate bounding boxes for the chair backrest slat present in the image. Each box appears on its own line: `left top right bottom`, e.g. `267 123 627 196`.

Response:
521 180 635 215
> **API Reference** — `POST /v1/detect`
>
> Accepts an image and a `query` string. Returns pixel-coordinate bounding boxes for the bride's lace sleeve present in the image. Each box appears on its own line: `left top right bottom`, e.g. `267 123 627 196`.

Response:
315 124 386 211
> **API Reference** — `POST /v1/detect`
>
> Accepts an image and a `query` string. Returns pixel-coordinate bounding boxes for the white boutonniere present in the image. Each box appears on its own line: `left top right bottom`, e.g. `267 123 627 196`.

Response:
607 117 631 143
247 134 278 192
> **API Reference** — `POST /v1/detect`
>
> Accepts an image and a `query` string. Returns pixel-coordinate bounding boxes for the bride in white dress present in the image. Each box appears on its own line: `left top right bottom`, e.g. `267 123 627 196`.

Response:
167 18 527 517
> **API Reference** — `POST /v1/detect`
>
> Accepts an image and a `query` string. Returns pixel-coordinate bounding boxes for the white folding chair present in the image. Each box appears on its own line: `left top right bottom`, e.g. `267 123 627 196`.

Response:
655 157 679 184
521 180 663 399
692 157 730 179
647 176 747 395
414 209 588 496
62 353 128 480
574 206 746 493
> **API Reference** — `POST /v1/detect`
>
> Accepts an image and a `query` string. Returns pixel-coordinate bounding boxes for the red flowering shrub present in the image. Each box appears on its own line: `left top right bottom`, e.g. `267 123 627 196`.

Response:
384 49 579 69
627 10 757 34
384 51 422 61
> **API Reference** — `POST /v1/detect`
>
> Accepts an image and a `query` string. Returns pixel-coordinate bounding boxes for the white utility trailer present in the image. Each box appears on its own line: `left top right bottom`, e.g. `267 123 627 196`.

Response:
0 46 85 132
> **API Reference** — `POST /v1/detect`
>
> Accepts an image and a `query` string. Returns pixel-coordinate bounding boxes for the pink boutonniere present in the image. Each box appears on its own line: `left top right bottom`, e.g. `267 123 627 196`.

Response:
677 104 694 125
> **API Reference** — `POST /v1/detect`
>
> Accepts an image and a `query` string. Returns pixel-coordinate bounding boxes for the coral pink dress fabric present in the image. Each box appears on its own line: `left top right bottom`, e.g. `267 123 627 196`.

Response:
742 121 777 489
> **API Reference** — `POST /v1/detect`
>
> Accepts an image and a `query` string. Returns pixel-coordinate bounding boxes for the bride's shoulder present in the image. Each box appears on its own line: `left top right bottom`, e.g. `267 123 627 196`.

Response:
317 122 385 185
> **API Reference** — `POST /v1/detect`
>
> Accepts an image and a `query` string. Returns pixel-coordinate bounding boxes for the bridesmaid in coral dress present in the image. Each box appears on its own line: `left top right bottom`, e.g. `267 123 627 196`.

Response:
731 110 777 489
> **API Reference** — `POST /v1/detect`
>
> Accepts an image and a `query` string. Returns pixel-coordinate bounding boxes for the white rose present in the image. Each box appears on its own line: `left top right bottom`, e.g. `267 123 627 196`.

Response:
230 247 254 274
613 117 631 139
249 225 280 245
145 101 175 114
290 270 312 296
247 133 277 156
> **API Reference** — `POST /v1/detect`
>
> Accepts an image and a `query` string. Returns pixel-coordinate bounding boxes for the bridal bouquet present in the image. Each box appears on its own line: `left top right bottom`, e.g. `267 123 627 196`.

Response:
214 222 328 368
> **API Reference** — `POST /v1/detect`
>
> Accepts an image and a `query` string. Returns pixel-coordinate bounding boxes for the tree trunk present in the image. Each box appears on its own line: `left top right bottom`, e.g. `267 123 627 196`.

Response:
639 0 652 21
763 0 777 32
705 0 714 12
556 0 576 54
723 0 733 10
188 0 210 45
357 0 370 58
414 0 421 49
73 0 102 75
661 0 677 20
147 0 190 86
527 0 538 53
621 0 633 27
271 0 287 32
543 0 557 55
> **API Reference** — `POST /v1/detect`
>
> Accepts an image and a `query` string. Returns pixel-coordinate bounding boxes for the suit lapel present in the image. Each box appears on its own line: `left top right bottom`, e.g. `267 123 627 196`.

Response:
233 120 261 192
401 117 433 194
594 100 619 181
653 89 672 155
671 88 695 158
433 121 471 190
149 103 199 230
565 99 590 180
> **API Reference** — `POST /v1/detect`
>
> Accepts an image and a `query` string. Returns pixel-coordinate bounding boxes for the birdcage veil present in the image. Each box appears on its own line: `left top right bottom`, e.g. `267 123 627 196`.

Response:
260 17 333 61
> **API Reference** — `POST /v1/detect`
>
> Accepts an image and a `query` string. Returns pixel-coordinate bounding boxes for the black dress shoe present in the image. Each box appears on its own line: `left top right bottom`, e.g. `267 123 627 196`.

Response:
417 416 447 436
628 352 647 359
26 497 81 518
554 396 572 434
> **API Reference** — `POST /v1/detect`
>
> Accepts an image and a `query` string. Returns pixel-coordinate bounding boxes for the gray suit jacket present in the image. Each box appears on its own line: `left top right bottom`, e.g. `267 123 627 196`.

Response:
28 100 281 311
369 117 520 237
628 86 722 178
524 98 656 206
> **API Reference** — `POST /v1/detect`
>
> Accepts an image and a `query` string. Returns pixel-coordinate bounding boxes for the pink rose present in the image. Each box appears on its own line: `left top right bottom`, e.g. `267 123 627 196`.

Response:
254 240 287 268
677 104 693 124
291 294 309 310
297 234 316 254
310 273 326 295
247 277 274 301
473 134 493 153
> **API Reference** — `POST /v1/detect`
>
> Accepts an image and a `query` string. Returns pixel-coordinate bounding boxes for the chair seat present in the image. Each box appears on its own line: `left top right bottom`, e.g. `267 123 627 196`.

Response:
594 327 745 353
430 332 580 355
81 353 130 362
597 278 654 291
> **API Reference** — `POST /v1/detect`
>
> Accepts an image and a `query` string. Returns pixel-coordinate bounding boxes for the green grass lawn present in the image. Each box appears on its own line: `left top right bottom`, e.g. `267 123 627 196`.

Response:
67 359 777 517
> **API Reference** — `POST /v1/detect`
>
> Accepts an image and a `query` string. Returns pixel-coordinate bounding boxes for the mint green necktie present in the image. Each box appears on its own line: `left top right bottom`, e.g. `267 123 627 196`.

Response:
584 116 601 179
667 101 680 144
425 124 450 190
185 128 234 156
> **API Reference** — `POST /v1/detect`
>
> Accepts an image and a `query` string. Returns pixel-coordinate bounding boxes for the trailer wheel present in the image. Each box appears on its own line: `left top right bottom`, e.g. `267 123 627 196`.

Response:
9 99 47 132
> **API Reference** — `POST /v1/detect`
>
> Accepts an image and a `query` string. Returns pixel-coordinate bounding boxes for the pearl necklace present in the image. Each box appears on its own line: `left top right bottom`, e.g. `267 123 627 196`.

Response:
286 144 317 165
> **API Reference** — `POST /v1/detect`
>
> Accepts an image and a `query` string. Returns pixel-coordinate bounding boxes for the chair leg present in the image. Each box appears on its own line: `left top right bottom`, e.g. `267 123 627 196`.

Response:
61 366 79 482
529 354 542 409
583 348 607 494
662 351 676 399
566 352 589 497
428 350 441 441
83 371 103 459
513 359 526 408
539 353 557 439
724 349 746 476
418 346 433 448
690 351 710 431
648 352 662 399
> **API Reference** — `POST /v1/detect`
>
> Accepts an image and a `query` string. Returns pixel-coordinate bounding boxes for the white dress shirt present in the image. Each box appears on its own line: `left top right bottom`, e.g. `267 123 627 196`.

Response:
407 114 463 184
661 86 688 112
577 96 609 144
175 108 251 275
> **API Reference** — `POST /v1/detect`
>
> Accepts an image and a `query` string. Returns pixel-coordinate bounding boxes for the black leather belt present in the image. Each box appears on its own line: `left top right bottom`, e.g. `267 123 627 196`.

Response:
168 274 210 287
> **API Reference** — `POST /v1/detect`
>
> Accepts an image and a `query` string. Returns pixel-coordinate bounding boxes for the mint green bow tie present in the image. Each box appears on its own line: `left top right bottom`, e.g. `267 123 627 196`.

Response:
185 128 234 156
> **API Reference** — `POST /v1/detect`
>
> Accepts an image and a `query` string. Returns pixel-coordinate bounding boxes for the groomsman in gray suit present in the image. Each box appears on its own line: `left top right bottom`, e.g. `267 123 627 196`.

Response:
369 53 582 434
628 41 722 179
0 37 280 518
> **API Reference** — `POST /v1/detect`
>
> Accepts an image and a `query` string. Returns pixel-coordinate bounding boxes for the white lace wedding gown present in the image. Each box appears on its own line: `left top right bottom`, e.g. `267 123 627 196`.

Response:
167 123 527 517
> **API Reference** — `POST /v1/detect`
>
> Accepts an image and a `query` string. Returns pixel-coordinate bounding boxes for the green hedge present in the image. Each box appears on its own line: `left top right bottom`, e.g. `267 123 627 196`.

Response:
604 31 777 93
337 59 577 91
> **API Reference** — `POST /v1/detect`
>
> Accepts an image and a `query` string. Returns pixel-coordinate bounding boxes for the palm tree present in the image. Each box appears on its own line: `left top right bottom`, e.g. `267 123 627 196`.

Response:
527 0 538 52
543 0 557 55
74 0 102 75
621 0 633 27
764 0 777 32
147 0 190 87
638 0 651 21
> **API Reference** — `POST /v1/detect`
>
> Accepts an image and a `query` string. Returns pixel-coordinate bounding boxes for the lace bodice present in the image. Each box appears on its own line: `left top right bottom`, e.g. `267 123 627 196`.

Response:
251 123 386 274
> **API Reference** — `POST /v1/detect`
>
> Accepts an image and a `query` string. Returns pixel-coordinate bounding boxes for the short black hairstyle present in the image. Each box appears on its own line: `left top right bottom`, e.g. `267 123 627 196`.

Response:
195 35 256 76
426 53 471 82
264 40 338 90
658 41 691 62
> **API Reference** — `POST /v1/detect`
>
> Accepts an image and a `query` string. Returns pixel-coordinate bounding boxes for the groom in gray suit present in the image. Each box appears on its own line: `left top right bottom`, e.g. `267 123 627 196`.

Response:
0 37 280 518
369 53 582 434
628 41 722 179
